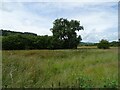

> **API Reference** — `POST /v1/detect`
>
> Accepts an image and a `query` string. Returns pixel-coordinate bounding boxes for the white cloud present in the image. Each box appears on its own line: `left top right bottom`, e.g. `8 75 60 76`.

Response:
0 2 53 35
68 3 118 42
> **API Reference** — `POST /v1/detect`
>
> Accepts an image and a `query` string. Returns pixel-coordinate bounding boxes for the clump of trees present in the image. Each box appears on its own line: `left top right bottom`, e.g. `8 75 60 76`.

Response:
97 39 110 49
2 18 84 50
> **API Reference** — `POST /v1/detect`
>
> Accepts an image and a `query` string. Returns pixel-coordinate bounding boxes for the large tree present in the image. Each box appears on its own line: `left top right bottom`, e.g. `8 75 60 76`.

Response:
50 18 84 49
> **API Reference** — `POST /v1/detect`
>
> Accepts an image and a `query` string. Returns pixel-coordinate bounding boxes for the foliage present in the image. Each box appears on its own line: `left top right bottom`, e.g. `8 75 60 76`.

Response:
97 39 110 49
50 18 83 49
2 34 52 50
103 80 118 88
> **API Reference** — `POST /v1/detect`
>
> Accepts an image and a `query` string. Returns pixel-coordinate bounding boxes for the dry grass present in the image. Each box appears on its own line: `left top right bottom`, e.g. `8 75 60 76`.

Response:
2 47 118 88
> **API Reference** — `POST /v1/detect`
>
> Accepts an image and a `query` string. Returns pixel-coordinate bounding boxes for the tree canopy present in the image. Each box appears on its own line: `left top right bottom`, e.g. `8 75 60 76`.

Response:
50 18 84 49
97 39 110 49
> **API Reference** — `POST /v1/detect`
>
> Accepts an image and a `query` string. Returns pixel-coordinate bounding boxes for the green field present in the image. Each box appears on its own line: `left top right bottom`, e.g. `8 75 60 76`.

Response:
2 47 118 88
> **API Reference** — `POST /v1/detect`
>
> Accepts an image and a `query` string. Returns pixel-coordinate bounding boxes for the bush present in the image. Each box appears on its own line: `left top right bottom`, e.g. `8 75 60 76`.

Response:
97 39 110 49
2 35 35 50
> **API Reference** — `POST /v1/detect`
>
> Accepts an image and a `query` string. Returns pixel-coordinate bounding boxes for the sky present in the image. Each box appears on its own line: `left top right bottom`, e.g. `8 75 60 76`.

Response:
0 0 119 43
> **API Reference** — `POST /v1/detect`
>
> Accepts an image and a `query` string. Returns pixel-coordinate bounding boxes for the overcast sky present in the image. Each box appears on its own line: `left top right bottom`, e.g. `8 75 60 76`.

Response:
0 0 118 42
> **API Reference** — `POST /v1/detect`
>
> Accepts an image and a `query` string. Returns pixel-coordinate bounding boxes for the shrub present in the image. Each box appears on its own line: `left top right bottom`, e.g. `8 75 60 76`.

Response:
97 39 110 49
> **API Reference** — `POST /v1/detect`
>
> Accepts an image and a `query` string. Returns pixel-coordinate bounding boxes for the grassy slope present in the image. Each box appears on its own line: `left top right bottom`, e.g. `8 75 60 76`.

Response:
2 47 118 88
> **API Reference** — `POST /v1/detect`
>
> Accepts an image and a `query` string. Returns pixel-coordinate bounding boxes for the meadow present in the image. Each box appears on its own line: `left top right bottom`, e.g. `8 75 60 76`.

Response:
2 47 118 88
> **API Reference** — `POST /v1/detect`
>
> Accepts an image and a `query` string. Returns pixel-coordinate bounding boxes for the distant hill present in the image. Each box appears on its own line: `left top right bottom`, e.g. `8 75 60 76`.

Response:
80 42 98 46
0 29 37 36
80 41 119 47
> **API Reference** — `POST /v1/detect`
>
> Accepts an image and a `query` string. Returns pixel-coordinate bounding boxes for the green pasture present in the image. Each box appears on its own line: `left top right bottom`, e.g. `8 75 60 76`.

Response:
2 47 118 88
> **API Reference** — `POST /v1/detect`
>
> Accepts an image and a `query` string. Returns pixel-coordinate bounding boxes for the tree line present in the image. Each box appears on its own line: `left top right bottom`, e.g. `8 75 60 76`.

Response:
2 30 119 50
1 18 119 50
2 34 53 50
2 18 84 50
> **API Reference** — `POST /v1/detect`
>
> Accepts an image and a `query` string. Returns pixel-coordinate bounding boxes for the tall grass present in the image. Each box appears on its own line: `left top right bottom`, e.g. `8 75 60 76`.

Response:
2 48 118 88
